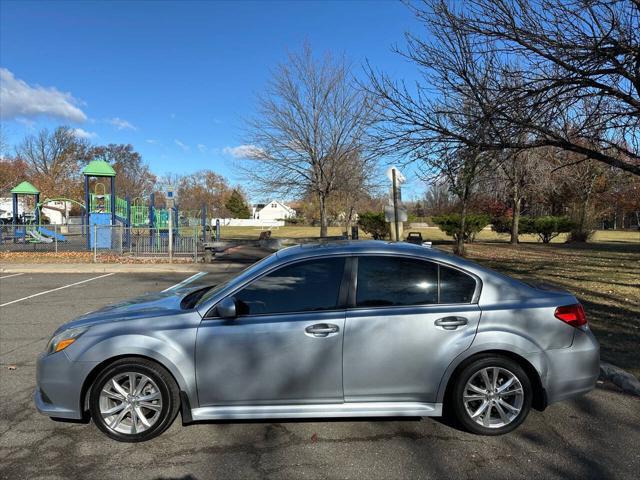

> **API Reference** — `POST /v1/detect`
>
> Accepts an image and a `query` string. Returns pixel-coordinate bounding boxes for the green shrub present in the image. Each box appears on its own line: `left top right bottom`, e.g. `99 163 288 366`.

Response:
358 211 388 240
523 216 574 243
283 217 305 226
490 216 512 234
567 228 594 243
431 213 490 243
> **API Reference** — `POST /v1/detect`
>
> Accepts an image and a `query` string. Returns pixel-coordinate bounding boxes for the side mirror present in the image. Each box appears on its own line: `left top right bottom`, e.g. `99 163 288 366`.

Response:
216 297 237 319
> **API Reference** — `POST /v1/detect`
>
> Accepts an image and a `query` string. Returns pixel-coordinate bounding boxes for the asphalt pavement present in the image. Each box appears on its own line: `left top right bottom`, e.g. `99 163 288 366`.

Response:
0 268 638 480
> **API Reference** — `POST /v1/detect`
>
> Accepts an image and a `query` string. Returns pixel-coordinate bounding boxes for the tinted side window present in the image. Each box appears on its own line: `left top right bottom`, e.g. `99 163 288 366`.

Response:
356 256 438 307
439 265 476 303
234 258 345 315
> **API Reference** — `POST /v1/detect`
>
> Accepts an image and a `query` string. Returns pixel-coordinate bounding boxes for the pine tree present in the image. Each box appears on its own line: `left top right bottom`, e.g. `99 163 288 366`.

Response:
225 189 251 218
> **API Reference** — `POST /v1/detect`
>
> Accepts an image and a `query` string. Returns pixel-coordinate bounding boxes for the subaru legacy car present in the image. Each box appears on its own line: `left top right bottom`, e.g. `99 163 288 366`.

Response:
35 241 599 442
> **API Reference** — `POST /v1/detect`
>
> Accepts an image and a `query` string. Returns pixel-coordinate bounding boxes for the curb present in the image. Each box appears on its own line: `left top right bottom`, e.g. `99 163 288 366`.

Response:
599 361 640 396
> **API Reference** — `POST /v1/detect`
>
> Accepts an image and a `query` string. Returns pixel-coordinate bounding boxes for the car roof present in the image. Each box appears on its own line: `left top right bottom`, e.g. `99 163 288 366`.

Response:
275 240 468 267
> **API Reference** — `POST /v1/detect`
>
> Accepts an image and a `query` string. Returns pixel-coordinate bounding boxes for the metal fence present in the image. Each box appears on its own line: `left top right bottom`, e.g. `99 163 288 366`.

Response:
0 224 201 260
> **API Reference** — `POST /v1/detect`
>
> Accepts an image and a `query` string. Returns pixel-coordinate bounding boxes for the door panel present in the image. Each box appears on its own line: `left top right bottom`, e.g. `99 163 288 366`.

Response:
343 305 481 403
196 311 345 406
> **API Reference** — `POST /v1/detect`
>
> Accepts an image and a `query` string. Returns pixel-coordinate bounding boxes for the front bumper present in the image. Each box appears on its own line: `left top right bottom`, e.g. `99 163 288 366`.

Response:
544 327 600 404
35 350 98 420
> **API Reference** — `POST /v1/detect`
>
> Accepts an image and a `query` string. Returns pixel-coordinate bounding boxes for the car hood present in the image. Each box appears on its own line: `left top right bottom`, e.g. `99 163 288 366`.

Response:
58 286 204 331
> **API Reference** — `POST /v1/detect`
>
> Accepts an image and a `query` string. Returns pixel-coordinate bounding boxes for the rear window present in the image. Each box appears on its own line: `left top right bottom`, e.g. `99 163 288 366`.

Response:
439 265 476 303
355 256 477 307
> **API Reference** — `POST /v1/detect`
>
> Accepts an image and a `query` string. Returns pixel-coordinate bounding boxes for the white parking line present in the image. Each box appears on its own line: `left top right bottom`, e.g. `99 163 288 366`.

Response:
0 273 25 280
162 272 208 292
0 273 116 307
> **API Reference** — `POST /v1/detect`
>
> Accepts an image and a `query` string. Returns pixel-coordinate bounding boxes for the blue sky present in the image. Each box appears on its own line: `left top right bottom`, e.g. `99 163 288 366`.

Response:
1 0 425 199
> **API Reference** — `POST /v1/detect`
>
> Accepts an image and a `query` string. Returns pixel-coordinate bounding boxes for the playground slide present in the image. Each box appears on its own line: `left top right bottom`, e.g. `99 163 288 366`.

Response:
27 229 53 243
38 226 66 242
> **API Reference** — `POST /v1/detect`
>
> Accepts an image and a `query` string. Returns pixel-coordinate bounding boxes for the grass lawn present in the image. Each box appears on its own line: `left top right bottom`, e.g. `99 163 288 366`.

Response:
220 225 640 244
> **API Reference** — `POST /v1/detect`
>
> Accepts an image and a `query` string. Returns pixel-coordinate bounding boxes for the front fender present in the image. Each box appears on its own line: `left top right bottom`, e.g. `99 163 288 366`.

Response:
67 333 198 405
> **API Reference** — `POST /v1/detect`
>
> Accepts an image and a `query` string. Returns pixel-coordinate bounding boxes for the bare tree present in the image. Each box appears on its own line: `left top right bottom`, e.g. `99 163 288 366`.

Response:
492 148 539 243
327 151 383 232
369 25 499 254
401 0 640 175
423 181 456 216
176 170 231 216
242 45 378 237
16 126 91 200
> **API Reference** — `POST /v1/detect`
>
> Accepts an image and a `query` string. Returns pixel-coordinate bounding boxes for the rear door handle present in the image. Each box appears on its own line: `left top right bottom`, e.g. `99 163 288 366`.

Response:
305 323 340 337
434 316 468 330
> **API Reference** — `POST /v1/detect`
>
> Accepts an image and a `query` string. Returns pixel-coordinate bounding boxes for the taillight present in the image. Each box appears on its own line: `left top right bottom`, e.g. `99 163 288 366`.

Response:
554 304 587 328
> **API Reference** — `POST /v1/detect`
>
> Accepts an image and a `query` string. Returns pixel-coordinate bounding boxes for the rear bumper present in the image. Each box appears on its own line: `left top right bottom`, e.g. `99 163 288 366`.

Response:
544 327 600 404
35 351 98 420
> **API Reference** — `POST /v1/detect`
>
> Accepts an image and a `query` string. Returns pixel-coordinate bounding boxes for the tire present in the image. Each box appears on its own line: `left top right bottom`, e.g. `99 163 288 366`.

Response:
89 357 180 442
451 355 532 435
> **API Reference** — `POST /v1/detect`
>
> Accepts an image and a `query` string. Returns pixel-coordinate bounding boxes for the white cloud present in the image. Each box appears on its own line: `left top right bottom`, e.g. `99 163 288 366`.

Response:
223 144 263 158
146 139 158 144
175 139 189 152
0 68 87 122
197 143 207 153
73 128 97 139
108 117 136 130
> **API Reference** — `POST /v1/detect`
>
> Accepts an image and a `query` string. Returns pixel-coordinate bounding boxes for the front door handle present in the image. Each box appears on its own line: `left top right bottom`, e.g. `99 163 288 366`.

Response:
434 316 468 330
305 323 340 337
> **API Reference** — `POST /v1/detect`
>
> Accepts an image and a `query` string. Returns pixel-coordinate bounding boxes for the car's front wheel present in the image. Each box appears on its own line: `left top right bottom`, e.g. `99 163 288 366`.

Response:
451 355 532 435
89 358 180 442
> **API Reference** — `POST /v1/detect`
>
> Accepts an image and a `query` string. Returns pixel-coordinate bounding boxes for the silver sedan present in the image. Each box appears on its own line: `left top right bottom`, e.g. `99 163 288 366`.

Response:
35 241 600 442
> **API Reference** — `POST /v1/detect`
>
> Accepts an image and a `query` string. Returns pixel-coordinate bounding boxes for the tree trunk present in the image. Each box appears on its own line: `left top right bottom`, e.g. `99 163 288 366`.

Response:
318 193 328 238
455 201 467 256
344 205 355 237
510 195 521 245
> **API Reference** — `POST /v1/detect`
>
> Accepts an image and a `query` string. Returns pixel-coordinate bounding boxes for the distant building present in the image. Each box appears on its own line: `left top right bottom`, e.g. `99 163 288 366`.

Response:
41 200 73 224
252 200 296 221
0 197 25 222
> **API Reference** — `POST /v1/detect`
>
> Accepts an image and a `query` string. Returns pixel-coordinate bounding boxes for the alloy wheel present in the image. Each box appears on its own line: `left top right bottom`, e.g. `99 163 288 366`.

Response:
98 372 163 435
462 366 524 428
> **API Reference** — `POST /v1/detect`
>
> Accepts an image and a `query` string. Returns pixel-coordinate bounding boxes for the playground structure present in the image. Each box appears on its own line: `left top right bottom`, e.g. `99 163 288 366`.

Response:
1 159 210 254
4 181 61 245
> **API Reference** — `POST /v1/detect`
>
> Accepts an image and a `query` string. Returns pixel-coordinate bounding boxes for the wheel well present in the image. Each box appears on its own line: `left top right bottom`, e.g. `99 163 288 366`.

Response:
443 350 547 412
79 354 182 419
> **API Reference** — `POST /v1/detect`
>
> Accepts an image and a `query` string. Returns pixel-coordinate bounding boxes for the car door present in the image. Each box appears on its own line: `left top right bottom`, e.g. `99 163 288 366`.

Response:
343 255 481 403
196 256 348 406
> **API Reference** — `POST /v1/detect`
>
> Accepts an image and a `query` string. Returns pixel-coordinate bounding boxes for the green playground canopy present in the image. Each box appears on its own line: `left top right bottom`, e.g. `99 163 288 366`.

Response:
82 160 116 177
10 181 40 195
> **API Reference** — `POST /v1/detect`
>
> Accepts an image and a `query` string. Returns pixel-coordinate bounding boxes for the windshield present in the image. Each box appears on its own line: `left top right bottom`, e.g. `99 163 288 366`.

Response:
195 254 276 308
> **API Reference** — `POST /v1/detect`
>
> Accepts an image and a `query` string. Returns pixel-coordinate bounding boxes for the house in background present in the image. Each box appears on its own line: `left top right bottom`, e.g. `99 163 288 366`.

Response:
252 200 296 221
41 200 73 224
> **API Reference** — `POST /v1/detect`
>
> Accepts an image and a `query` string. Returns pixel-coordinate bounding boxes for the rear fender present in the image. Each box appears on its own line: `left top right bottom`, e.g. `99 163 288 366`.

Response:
435 332 550 404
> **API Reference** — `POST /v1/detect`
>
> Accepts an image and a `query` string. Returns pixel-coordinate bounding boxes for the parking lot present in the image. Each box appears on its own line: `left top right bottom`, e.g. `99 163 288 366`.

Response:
1 269 638 480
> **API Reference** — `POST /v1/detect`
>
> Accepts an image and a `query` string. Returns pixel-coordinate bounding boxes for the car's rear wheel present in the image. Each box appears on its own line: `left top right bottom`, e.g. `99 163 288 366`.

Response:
89 358 180 442
451 355 532 435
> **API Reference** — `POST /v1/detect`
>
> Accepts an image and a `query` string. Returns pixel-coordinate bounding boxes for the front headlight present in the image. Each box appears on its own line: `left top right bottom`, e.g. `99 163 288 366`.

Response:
46 327 88 355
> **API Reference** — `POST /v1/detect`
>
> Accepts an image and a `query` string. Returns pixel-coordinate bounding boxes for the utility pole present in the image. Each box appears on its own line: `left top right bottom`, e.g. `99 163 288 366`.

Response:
168 209 173 263
385 166 406 242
